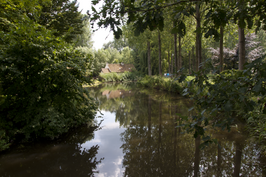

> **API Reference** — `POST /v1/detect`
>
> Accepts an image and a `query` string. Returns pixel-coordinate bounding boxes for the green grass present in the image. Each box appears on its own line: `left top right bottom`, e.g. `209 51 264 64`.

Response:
137 75 184 94
100 71 142 82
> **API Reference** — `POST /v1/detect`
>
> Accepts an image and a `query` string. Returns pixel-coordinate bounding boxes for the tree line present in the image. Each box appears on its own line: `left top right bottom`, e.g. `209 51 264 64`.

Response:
90 0 266 147
90 0 266 76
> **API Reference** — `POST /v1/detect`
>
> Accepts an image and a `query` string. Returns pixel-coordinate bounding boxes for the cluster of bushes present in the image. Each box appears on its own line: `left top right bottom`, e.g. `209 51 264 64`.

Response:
137 75 194 94
99 71 142 82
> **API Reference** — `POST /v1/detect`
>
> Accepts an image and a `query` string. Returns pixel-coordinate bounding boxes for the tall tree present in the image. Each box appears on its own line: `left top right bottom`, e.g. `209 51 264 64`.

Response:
147 40 152 76
178 35 182 71
174 32 178 74
73 14 93 48
38 0 84 43
158 31 162 76
238 0 246 70
196 2 202 70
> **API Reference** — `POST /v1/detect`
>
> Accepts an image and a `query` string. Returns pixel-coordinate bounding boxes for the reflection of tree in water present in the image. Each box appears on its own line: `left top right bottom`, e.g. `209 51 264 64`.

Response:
198 129 265 177
121 96 195 176
89 83 266 176
0 126 103 177
118 93 265 176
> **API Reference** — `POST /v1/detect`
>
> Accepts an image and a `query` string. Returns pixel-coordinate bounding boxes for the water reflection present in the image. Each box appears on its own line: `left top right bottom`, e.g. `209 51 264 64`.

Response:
1 83 266 177
0 126 102 177
81 111 126 177
90 83 266 176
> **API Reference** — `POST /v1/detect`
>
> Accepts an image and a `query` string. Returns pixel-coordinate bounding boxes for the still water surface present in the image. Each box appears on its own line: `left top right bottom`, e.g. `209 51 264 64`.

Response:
0 83 266 176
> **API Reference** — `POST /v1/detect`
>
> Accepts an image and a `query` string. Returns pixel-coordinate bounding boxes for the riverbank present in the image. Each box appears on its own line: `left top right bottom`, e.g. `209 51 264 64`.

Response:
136 73 266 154
85 71 143 87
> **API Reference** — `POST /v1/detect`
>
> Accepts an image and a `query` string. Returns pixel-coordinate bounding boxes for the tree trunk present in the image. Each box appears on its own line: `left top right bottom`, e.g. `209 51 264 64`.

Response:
217 141 222 176
147 40 151 76
220 26 224 72
171 51 173 74
189 51 191 74
195 41 198 72
158 31 162 76
168 46 170 73
196 2 202 70
178 35 182 71
234 142 243 177
171 39 174 74
238 27 245 70
192 45 195 72
174 33 178 75
194 136 200 177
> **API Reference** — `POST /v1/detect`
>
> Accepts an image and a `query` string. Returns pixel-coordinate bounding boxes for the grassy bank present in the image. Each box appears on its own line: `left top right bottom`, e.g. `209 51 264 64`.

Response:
137 75 194 94
86 71 143 87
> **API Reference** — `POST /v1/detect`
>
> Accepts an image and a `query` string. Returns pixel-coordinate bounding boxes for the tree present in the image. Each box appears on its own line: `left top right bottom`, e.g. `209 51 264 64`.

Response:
158 31 162 76
147 39 152 76
121 47 134 64
73 14 93 48
237 0 246 70
103 33 129 51
38 0 84 43
209 33 265 70
0 0 96 151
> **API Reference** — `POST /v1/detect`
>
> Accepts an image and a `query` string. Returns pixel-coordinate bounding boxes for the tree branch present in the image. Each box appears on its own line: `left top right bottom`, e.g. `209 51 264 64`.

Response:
123 0 202 13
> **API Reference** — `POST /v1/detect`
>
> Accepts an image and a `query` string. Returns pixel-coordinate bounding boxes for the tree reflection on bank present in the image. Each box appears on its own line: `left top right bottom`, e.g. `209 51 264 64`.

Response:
90 83 266 176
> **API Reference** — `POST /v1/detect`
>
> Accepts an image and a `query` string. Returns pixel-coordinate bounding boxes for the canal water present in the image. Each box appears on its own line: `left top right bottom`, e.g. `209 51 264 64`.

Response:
0 83 265 176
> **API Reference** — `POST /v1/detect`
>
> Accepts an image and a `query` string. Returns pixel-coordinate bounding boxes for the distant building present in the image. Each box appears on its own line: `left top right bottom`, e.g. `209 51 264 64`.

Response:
101 63 136 73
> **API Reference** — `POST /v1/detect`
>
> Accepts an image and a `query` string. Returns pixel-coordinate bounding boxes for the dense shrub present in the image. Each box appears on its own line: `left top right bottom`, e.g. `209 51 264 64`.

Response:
137 75 184 94
180 56 266 145
0 16 96 151
99 71 142 82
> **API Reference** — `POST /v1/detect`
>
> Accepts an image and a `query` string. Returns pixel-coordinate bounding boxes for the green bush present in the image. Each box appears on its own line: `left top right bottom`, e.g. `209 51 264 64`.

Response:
137 75 183 94
99 71 142 82
0 16 96 150
179 56 266 146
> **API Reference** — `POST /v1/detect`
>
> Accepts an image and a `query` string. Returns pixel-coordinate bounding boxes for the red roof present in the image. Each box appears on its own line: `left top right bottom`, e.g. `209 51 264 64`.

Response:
101 68 110 73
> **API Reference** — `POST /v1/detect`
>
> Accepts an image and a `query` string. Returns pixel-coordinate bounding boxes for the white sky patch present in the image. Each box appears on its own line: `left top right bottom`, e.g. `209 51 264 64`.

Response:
80 110 126 177
102 122 120 130
76 0 114 50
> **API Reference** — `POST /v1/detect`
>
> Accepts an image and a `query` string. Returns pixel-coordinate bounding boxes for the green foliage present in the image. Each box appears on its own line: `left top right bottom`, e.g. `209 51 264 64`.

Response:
180 56 266 142
73 14 93 48
0 0 96 151
99 71 142 82
137 75 183 93
38 0 84 43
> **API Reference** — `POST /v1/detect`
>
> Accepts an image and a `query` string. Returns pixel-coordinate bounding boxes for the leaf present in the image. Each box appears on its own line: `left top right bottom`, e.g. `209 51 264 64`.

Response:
263 105 266 114
92 0 99 5
253 80 262 93
188 107 194 112
91 6 97 13
202 136 210 141
171 27 178 34
191 121 198 127
201 109 206 115
224 101 232 111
